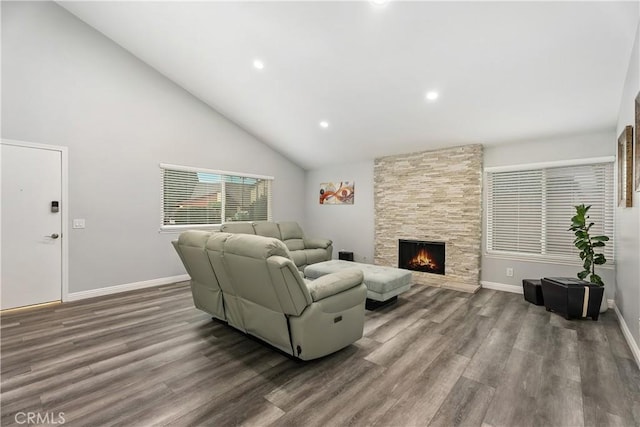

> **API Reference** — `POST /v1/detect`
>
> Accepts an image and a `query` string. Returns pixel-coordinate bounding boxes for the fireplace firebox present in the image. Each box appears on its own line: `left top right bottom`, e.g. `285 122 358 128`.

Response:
398 239 445 275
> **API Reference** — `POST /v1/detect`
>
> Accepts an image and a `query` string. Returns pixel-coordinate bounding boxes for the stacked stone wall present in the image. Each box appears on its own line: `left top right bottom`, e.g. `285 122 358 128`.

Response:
374 144 483 288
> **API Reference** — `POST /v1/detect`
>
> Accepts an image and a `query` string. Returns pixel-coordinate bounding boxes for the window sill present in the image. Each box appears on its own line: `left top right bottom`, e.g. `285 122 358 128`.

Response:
483 252 615 269
159 224 221 234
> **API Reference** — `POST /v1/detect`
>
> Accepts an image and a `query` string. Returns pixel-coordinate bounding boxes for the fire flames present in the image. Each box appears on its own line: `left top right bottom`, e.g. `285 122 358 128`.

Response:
407 248 438 271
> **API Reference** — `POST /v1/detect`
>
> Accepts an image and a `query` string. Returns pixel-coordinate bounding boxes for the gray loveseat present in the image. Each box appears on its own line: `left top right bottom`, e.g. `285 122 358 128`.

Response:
220 221 333 271
172 230 366 360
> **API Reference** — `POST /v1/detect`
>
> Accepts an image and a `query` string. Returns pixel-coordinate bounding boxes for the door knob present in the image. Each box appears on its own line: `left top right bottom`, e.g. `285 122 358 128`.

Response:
46 233 60 239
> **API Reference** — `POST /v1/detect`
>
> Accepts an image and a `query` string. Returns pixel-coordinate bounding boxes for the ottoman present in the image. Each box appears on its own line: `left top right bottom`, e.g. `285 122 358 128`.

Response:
522 279 544 306
304 260 412 309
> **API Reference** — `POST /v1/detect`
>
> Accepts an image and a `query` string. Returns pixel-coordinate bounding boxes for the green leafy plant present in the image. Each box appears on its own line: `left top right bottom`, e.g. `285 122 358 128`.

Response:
569 204 609 286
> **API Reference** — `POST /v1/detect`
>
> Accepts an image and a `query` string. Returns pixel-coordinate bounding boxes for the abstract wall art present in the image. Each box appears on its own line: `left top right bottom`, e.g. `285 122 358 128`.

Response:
319 181 354 204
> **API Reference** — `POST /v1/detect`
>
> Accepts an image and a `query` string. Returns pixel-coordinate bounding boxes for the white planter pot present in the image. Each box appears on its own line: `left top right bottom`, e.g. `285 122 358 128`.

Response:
600 291 608 313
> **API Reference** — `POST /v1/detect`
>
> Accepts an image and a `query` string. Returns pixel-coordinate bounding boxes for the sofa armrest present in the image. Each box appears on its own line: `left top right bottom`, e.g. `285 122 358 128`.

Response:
306 269 364 302
303 236 333 249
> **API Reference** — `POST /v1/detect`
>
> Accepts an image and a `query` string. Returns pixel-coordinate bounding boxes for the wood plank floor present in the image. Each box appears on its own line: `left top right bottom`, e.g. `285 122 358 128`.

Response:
2 282 639 427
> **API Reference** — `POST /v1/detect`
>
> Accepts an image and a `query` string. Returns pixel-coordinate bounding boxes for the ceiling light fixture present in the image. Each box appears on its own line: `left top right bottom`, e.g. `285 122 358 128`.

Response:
253 59 265 70
425 91 439 101
319 121 330 129
370 0 390 6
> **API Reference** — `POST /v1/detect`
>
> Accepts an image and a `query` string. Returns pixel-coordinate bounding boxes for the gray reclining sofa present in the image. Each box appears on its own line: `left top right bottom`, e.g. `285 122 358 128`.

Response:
172 230 366 360
220 221 333 271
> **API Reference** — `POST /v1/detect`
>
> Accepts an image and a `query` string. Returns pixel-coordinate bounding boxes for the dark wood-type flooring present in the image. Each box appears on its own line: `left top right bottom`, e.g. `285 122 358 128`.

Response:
2 282 640 426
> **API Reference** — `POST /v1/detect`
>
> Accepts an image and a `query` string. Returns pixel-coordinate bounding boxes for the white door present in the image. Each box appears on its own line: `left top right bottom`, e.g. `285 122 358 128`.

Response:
1 142 63 309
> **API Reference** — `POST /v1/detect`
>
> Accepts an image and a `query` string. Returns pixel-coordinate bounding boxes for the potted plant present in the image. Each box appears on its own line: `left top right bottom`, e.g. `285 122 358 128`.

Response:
540 204 608 320
569 204 609 285
569 203 609 313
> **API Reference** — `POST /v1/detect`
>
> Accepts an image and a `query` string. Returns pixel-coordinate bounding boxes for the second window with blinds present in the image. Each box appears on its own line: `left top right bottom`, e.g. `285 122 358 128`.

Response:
160 164 273 231
485 160 614 263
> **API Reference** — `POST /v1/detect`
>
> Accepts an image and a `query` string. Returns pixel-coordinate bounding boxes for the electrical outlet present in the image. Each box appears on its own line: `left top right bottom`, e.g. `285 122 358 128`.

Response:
506 267 514 277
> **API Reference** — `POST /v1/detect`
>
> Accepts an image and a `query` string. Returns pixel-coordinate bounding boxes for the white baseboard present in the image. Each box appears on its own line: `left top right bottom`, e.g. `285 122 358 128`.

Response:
613 302 640 369
66 274 189 302
480 281 523 294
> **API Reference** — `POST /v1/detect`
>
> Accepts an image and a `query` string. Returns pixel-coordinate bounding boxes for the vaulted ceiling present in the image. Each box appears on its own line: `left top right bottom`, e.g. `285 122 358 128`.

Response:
59 1 638 170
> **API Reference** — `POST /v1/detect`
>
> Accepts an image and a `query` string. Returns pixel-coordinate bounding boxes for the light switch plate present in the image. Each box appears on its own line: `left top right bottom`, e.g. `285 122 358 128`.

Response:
72 219 85 229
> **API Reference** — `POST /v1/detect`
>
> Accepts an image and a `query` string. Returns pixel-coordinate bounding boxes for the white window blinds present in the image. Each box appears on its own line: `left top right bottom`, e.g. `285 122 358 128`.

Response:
486 169 544 254
160 164 273 230
486 161 614 261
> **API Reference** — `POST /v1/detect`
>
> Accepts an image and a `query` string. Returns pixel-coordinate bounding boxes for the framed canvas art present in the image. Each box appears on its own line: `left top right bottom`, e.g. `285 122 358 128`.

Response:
319 181 354 204
635 93 639 192
618 125 633 207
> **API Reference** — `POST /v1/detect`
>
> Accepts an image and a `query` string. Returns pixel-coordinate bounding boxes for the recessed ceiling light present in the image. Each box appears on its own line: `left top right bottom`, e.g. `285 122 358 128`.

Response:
370 0 390 6
319 121 330 129
425 91 439 101
253 59 264 70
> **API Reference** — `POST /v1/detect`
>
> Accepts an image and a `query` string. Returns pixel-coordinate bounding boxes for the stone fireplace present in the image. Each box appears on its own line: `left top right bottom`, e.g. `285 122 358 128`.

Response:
398 240 445 275
374 144 482 292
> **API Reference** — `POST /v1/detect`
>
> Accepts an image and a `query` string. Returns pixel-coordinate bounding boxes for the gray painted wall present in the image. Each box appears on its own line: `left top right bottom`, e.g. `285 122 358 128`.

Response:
615 18 640 347
304 161 375 264
481 130 617 298
1 1 305 293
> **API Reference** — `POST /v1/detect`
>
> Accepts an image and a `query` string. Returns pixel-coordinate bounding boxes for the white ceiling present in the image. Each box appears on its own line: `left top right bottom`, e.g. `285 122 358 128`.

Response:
59 1 638 170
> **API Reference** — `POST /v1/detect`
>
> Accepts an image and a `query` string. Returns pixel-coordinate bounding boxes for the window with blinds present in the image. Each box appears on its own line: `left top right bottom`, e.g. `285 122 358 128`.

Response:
486 161 614 262
160 164 273 230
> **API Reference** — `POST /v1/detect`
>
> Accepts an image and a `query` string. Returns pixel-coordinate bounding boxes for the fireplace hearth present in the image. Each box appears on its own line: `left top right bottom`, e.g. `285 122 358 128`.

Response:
398 239 445 275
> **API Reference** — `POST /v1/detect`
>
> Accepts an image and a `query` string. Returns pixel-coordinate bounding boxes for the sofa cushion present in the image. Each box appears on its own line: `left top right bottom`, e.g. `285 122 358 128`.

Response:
289 250 307 268
306 248 330 266
205 232 231 252
220 222 255 234
177 229 212 248
224 234 290 260
303 236 332 249
306 269 364 301
284 238 305 251
253 221 282 239
279 221 304 240
175 231 217 287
